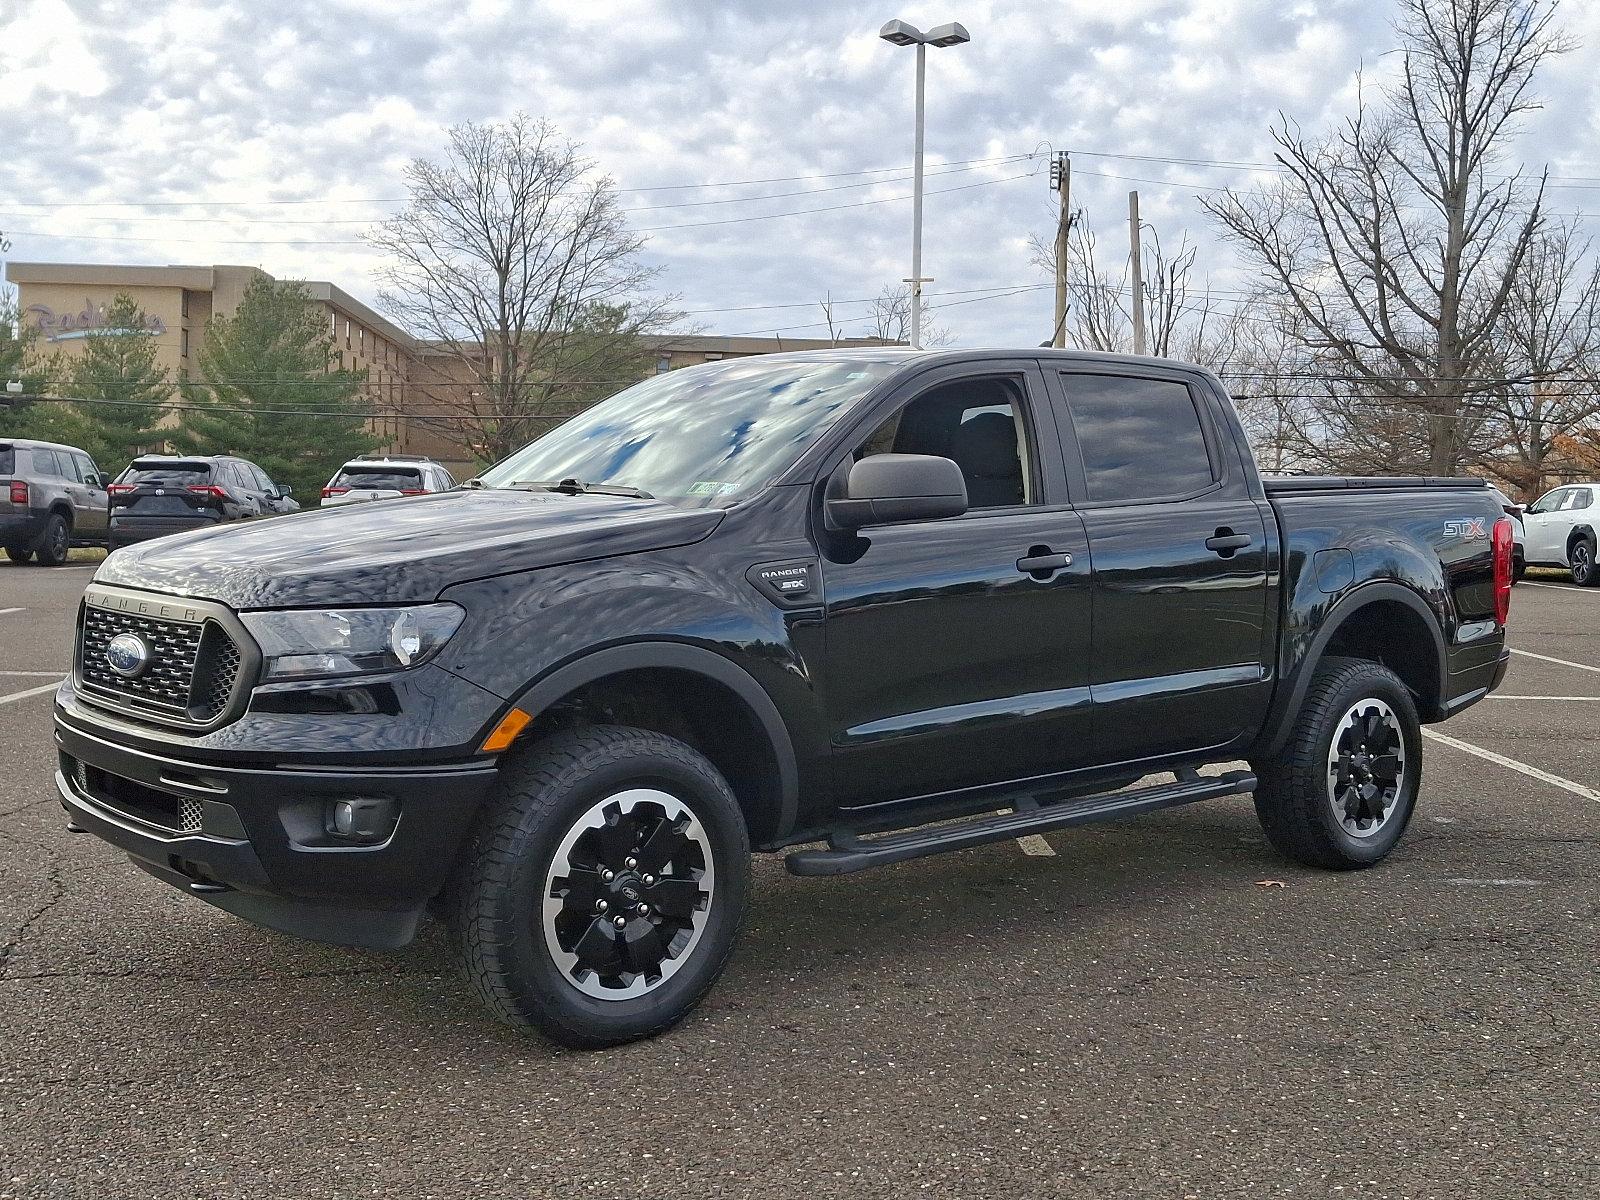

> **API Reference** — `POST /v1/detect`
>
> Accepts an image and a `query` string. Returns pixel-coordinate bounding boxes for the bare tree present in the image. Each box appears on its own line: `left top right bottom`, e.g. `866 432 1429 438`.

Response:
858 285 951 346
368 115 681 463
1028 217 1226 358
1472 221 1600 497
1204 0 1571 475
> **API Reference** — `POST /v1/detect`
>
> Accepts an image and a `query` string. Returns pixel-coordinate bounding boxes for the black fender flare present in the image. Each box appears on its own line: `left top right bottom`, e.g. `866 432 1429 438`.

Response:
508 641 801 840
1565 523 1595 554
1257 580 1449 759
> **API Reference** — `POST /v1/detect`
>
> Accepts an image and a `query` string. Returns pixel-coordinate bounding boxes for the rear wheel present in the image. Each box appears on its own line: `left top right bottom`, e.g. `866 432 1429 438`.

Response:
1571 535 1599 586
1512 550 1526 583
448 725 750 1048
34 514 70 566
1251 657 1422 870
4 545 32 565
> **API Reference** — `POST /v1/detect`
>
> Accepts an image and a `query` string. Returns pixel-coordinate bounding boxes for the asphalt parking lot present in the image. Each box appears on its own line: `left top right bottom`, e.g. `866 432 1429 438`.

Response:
0 563 1595 1199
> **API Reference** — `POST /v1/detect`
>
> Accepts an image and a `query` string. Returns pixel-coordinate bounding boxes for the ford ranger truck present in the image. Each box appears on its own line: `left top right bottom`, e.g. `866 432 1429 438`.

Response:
52 349 1513 1048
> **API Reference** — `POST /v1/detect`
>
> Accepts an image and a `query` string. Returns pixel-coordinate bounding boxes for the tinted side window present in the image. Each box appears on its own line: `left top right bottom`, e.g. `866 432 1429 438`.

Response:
73 454 98 484
29 449 62 477
1566 488 1592 511
851 377 1035 509
0 446 12 474
1061 374 1214 504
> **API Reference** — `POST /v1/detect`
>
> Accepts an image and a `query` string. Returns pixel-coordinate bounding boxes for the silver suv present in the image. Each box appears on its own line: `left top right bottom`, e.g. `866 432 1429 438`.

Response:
0 438 111 565
320 455 456 507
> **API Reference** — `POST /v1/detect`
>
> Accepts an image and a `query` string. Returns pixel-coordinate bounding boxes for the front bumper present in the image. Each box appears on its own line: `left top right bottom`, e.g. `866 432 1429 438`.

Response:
55 710 500 948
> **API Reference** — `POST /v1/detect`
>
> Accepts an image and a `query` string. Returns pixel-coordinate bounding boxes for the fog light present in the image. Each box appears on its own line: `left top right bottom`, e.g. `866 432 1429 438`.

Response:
327 797 399 842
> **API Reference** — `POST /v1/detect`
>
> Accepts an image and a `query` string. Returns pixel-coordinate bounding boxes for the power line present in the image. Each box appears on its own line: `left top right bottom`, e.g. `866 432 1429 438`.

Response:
2 173 1035 247
0 158 1040 229
0 154 1039 212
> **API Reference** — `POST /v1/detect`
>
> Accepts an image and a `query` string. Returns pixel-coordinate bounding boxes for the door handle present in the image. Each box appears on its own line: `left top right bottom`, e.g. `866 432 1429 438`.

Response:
1016 550 1073 576
1205 528 1253 556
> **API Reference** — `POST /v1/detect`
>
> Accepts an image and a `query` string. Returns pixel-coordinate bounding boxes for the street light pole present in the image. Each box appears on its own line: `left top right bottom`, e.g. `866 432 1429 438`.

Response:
879 18 970 351
910 40 926 350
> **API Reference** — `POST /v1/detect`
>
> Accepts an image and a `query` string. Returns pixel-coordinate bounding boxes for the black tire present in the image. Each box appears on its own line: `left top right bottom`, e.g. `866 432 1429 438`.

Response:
447 725 751 1049
1571 535 1599 586
34 513 70 566
4 545 32 565
1512 551 1526 583
1251 656 1422 871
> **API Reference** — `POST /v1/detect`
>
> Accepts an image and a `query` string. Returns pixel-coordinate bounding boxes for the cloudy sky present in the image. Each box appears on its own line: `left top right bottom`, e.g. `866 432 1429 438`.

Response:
4 0 1600 346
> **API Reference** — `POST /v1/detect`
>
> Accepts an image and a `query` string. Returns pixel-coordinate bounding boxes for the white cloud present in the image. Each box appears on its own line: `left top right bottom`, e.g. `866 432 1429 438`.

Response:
1 0 1595 345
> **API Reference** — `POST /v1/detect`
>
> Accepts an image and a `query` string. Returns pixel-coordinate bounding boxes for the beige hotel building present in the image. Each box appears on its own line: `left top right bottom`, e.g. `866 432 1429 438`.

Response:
5 261 893 477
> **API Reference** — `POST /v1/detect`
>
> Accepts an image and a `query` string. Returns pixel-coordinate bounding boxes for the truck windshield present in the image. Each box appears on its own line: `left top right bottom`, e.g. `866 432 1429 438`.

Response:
477 357 901 506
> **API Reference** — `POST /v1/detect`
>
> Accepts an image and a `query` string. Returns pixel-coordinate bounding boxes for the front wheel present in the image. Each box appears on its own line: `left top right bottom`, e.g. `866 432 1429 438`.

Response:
447 725 751 1048
1571 535 1599 586
1251 657 1422 870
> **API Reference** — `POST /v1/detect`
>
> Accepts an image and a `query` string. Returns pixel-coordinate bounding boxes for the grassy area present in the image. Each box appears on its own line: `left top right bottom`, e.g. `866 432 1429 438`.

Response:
68 548 108 564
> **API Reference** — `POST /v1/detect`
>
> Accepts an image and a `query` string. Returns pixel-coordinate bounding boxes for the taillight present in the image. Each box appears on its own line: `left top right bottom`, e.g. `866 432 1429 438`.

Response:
398 488 425 496
321 486 349 498
1492 516 1513 626
107 483 135 497
7 481 25 505
187 485 228 500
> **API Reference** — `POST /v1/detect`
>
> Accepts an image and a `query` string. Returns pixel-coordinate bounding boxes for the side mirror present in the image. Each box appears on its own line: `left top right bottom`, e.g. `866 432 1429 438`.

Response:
277 483 293 497
825 453 968 531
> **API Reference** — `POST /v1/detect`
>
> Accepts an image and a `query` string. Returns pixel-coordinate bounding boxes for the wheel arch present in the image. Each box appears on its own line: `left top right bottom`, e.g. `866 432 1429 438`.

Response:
1565 523 1595 555
1258 582 1447 759
504 642 800 847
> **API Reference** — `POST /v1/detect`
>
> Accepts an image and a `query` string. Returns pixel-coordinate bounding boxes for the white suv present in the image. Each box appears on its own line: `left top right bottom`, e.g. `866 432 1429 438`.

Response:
1519 482 1600 585
320 456 456 508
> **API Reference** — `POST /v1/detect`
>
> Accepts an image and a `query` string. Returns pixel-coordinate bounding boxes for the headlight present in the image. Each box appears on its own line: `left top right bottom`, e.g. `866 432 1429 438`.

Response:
240 603 465 682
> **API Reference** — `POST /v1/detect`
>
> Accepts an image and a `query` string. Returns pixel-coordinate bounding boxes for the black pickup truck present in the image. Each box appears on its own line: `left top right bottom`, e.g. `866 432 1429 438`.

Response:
52 349 1513 1047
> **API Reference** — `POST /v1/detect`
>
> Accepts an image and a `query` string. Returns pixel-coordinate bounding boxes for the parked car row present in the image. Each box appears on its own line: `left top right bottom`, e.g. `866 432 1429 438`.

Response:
2 440 460 564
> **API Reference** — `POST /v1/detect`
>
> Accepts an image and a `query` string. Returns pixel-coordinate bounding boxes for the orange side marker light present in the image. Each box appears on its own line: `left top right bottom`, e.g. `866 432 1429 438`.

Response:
481 708 532 753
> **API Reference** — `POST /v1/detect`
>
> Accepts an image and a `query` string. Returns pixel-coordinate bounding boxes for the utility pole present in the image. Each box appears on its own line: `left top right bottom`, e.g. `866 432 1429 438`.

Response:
1128 190 1147 356
1051 152 1071 348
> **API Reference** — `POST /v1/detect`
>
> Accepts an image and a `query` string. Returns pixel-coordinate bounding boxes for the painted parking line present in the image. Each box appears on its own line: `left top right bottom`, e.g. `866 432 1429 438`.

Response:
1016 834 1056 856
0 671 65 678
1423 728 1600 806
0 607 23 617
1509 647 1600 674
1520 581 1596 593
0 683 59 706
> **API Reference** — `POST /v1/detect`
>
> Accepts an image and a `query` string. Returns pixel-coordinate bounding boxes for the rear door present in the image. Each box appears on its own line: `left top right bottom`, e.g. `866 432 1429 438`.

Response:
1048 366 1273 762
66 451 109 536
818 361 1096 806
331 465 424 502
114 460 221 523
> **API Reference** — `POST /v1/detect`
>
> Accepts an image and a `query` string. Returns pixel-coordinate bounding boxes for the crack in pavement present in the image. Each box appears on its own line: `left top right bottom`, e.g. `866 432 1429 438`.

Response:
0 862 65 976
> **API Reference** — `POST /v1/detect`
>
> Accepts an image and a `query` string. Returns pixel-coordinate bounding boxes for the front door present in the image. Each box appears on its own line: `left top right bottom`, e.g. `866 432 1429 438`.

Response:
1522 486 1585 563
1049 367 1273 763
819 363 1095 808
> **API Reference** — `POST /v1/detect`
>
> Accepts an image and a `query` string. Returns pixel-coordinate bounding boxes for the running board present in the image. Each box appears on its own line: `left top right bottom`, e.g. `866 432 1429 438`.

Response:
784 769 1257 877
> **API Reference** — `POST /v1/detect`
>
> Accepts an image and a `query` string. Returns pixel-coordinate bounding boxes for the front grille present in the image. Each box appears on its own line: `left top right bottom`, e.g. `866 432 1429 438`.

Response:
78 603 245 727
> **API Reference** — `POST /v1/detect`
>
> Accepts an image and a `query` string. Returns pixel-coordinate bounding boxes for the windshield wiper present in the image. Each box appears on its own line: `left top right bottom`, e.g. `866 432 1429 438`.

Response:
509 478 654 499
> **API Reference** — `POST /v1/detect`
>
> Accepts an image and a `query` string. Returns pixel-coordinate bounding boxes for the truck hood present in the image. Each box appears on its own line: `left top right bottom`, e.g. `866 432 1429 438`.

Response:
94 489 724 609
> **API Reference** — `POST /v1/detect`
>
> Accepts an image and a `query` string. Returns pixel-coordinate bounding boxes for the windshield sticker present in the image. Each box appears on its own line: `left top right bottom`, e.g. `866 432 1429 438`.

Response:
687 481 738 496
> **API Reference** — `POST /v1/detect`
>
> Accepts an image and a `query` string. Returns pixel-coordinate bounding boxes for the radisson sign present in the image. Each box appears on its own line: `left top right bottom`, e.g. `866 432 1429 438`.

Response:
26 300 166 341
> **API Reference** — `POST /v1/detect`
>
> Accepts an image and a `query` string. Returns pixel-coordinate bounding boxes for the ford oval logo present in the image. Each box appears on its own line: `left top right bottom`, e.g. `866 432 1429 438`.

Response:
105 632 152 678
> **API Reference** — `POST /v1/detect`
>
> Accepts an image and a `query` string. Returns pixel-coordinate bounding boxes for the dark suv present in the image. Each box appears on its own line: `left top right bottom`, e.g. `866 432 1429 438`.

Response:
0 438 111 565
107 455 295 552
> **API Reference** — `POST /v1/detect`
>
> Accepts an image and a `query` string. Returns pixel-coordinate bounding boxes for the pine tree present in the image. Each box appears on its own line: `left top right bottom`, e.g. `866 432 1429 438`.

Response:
178 277 380 498
64 293 172 469
0 301 74 444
